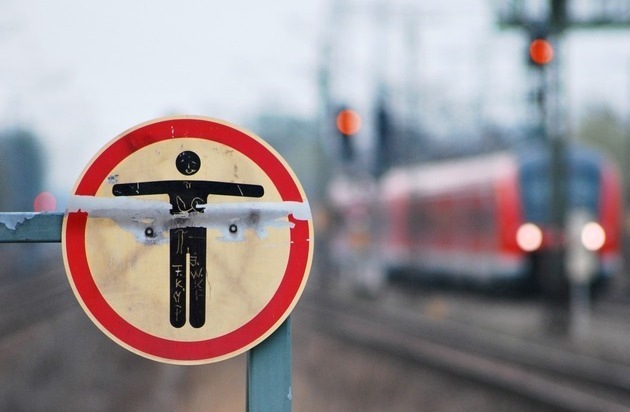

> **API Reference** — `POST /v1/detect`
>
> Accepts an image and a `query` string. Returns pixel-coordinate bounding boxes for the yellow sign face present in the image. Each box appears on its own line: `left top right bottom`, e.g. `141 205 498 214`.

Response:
62 117 313 364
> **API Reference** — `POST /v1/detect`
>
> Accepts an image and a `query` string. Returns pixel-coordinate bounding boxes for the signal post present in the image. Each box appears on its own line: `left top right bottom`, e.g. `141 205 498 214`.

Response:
498 1 630 327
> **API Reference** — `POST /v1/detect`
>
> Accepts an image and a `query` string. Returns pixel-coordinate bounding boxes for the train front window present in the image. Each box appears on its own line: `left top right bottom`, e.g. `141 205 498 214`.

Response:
520 156 600 224
520 163 550 224
568 163 599 213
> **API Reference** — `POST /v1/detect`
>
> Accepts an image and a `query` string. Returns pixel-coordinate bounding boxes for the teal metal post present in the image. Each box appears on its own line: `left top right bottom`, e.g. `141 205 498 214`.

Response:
0 212 293 412
247 318 292 412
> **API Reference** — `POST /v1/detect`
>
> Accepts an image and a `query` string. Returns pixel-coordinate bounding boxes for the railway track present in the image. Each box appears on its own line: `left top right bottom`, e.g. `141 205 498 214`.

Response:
594 299 630 321
296 290 630 412
6 253 630 411
0 257 75 339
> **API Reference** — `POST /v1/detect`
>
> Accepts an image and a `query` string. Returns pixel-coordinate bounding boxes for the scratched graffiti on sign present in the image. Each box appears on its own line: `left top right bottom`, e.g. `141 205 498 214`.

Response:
67 155 310 329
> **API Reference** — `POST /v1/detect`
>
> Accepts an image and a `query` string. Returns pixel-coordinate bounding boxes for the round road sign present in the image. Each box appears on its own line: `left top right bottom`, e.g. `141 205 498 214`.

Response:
62 116 313 364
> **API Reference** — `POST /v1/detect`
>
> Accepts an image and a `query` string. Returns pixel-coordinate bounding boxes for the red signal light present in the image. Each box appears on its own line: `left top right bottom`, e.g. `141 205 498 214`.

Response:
529 39 554 65
33 191 57 212
336 109 362 136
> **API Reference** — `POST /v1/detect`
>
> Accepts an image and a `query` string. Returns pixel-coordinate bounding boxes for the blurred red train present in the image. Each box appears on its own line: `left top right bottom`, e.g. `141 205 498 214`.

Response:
328 145 622 295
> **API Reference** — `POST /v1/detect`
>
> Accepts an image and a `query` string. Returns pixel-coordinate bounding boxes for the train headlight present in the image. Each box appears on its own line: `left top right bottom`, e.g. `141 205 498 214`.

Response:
581 222 606 251
516 223 543 252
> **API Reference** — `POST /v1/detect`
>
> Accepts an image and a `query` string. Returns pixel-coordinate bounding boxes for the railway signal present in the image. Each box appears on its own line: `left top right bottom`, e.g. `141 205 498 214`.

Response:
529 37 554 66
498 0 630 312
336 107 361 161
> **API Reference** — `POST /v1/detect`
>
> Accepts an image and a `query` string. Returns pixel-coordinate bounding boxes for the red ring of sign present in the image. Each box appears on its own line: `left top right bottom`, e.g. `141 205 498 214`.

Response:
64 117 311 363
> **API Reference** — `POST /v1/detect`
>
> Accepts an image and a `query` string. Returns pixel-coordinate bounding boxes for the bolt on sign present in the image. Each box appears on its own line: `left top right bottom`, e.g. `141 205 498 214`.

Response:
62 116 314 364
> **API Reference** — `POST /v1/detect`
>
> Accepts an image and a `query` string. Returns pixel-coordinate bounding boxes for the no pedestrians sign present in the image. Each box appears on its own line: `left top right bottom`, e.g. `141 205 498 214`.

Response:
62 116 313 364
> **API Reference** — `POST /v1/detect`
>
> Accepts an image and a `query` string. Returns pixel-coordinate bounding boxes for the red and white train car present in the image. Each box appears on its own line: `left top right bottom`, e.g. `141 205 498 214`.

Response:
376 147 622 293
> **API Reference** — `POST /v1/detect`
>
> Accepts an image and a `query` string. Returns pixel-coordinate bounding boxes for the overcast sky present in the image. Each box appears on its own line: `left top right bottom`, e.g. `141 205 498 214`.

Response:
0 0 629 196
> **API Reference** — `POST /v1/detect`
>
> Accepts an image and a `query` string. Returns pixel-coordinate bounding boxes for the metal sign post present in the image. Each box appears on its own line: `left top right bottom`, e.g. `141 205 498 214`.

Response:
247 318 292 411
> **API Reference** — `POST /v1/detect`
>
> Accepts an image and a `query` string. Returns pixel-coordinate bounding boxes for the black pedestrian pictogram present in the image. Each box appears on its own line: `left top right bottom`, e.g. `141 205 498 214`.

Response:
112 150 264 328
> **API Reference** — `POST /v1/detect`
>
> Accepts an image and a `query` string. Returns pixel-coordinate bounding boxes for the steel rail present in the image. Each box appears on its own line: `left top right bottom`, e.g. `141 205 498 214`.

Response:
297 292 630 412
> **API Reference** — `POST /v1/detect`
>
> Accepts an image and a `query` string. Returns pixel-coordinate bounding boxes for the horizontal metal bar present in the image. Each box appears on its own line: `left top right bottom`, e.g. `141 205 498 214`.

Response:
0 213 64 243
